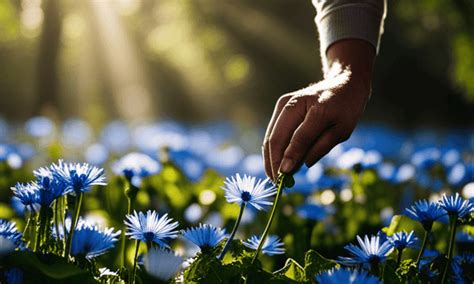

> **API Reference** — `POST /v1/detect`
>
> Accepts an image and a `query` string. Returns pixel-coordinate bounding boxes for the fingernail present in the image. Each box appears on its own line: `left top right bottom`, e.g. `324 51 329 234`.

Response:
280 158 295 173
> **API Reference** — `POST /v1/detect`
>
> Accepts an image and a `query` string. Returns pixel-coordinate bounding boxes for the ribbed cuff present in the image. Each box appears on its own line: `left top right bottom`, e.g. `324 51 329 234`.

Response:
315 3 385 55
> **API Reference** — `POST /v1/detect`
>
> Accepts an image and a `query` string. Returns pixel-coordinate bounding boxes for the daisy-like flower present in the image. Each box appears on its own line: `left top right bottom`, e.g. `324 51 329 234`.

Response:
182 224 227 250
11 183 40 212
112 152 161 187
438 193 474 218
338 235 393 269
0 219 22 246
143 247 183 281
388 231 418 250
243 235 285 256
316 268 381 284
70 222 121 259
221 174 276 211
404 200 447 230
52 160 106 195
124 210 179 248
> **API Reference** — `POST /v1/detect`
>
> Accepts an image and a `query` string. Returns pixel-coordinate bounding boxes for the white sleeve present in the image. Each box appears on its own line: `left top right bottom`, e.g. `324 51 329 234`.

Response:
313 0 387 55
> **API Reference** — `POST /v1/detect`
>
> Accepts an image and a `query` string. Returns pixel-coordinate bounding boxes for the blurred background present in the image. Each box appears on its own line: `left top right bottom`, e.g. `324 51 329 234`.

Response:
1 0 473 128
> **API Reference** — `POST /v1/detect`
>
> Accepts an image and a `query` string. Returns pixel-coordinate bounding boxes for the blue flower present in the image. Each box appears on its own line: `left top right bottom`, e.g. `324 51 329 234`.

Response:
388 231 418 250
11 183 40 212
112 152 161 187
243 235 285 256
451 253 474 284
222 174 276 211
0 220 22 246
296 203 331 221
182 224 226 250
316 268 381 284
5 267 23 284
143 247 183 281
404 200 447 230
70 222 120 259
124 210 179 248
52 160 106 195
338 235 393 268
438 193 474 218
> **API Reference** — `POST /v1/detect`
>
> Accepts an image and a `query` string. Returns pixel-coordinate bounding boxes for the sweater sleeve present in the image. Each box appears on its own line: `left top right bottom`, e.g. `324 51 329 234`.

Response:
312 0 387 56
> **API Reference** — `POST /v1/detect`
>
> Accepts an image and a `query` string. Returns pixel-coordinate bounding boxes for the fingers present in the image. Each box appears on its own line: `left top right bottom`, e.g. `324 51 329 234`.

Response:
304 127 352 167
263 95 292 180
279 107 328 174
268 98 308 179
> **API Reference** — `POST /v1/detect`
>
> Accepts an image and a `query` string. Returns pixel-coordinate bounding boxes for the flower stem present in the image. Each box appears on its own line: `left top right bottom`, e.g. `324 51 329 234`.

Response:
441 216 457 284
218 203 246 261
251 174 285 265
130 240 140 284
416 229 431 267
65 193 84 259
22 212 32 237
396 248 403 267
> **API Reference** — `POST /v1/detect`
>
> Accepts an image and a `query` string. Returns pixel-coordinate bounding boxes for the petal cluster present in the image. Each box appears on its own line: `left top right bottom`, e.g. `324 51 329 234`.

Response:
222 174 276 211
182 224 227 249
243 235 285 256
438 193 473 218
52 160 106 195
338 235 393 268
388 231 418 250
112 152 161 186
316 268 381 284
404 200 446 229
143 247 183 281
70 222 121 259
124 210 179 247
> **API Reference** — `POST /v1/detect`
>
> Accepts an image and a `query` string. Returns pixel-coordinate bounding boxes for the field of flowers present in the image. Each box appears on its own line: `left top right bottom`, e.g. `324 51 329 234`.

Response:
0 117 472 283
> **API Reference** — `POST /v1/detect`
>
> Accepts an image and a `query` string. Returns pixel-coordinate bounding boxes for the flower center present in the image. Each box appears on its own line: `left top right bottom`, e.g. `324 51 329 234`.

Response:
241 191 251 202
143 232 155 242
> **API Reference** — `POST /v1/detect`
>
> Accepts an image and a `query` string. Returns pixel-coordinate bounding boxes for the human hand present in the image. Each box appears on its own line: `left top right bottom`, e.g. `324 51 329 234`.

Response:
262 39 376 181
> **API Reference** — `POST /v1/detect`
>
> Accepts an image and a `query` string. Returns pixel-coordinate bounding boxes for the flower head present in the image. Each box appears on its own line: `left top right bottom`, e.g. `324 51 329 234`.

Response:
124 210 179 248
182 224 226 250
11 183 40 212
243 235 285 256
0 220 22 246
404 200 446 230
338 235 393 268
388 231 418 250
316 268 381 284
143 247 183 281
70 222 120 259
52 160 106 195
222 174 276 211
438 193 474 218
112 152 161 186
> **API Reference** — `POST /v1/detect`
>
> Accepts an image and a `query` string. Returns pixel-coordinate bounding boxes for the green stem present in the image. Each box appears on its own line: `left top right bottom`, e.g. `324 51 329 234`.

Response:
218 203 246 261
22 213 32 237
120 196 134 268
251 174 285 264
35 206 49 252
131 240 140 284
416 229 431 267
441 216 457 284
65 193 84 259
54 200 61 252
396 248 403 267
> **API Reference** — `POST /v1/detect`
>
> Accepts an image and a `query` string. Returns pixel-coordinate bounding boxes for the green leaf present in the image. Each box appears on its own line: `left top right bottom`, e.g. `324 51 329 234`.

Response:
396 259 420 283
303 250 338 281
4 251 95 282
273 258 305 282
381 215 402 236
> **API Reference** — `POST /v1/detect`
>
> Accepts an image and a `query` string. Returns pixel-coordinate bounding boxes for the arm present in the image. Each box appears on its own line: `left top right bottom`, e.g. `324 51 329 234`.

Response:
263 0 386 180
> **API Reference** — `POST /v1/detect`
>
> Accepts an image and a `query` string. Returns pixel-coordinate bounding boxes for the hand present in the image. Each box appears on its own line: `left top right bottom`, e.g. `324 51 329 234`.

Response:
262 39 376 180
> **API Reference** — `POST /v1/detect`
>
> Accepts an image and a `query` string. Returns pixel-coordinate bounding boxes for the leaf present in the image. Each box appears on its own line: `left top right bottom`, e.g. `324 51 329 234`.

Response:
396 259 420 283
4 251 95 282
381 215 402 236
273 258 305 282
303 250 338 281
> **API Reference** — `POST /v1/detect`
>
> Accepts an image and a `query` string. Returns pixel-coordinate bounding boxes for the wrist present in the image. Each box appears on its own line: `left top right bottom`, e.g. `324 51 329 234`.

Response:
326 39 375 90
